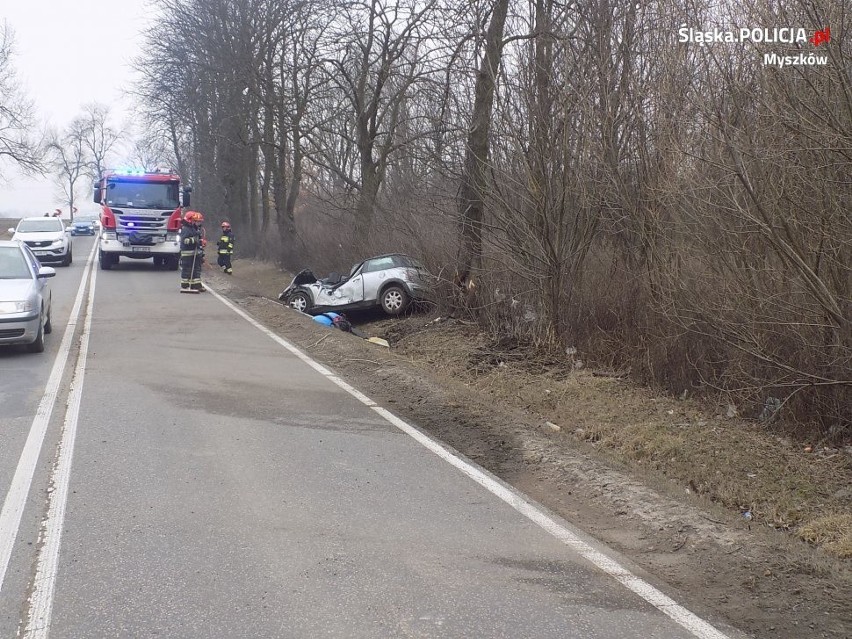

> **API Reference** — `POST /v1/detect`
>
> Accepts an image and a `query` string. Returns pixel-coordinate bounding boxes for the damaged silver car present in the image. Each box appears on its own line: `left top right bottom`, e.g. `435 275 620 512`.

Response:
278 253 430 316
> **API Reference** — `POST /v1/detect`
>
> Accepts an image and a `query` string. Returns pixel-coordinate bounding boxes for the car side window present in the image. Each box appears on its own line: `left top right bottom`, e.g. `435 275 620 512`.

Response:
363 257 395 273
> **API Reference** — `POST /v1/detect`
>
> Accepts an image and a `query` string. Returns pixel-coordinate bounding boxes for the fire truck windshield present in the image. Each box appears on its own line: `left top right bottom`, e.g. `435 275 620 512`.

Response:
106 181 180 210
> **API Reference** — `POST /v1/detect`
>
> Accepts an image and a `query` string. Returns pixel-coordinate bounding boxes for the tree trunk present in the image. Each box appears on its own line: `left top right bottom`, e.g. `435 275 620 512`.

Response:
356 160 380 250
456 0 510 297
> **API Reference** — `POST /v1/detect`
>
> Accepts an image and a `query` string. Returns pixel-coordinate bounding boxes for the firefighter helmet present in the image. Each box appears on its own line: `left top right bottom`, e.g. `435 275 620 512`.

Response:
221 221 231 230
184 210 204 224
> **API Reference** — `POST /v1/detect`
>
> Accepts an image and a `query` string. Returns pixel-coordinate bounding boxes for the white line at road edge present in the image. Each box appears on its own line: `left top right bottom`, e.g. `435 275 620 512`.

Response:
208 288 737 639
0 243 98 596
23 254 98 638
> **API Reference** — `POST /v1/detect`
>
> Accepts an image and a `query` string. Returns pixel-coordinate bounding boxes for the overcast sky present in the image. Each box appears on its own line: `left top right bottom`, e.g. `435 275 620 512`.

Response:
1 0 155 216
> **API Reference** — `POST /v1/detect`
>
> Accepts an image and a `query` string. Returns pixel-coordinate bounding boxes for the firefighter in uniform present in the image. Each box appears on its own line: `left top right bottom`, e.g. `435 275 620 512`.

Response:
217 221 235 274
179 210 206 293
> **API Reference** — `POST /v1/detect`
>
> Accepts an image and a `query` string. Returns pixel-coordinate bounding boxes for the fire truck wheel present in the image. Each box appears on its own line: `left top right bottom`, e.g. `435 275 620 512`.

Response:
99 251 114 270
166 256 179 271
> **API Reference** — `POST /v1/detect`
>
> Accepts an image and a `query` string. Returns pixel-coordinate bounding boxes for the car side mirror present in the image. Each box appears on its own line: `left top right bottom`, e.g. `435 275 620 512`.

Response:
38 267 56 278
7 228 14 234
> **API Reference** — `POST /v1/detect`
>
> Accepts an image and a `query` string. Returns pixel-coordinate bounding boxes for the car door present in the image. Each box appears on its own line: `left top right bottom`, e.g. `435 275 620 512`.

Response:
23 246 49 315
361 257 397 302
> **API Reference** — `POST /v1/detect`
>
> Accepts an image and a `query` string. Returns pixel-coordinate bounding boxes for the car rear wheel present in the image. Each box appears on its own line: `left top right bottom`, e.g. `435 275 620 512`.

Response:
381 285 409 315
27 320 45 353
288 291 312 313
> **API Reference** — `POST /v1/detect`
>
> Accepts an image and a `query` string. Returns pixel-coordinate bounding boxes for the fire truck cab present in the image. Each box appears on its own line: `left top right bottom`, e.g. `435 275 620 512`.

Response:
93 169 192 271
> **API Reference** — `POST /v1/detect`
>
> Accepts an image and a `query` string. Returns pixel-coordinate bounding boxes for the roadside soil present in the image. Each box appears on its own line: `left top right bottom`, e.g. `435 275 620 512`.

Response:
219 259 848 638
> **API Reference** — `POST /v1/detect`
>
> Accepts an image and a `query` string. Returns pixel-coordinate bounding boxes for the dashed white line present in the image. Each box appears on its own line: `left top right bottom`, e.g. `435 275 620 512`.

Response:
207 287 740 639
0 242 97 595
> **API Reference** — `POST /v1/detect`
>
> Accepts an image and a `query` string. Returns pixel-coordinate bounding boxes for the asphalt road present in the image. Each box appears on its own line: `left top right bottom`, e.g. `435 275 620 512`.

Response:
0 237 748 638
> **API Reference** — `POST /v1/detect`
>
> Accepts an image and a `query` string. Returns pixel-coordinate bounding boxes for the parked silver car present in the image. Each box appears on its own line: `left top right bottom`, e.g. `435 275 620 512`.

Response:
279 253 430 316
0 240 55 352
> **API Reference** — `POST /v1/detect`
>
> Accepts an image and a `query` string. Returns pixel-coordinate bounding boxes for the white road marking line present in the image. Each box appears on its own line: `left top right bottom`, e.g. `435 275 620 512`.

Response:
370 406 733 639
0 242 98 595
22 254 98 638
207 288 739 639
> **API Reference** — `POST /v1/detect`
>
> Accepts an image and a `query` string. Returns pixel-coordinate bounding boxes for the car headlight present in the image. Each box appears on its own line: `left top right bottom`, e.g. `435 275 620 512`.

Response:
50 239 65 248
0 300 34 314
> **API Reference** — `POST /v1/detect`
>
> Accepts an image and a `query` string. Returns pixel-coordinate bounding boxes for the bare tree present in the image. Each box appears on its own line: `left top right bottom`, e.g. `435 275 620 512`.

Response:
0 23 44 176
315 0 441 248
48 118 90 221
128 121 180 172
80 103 122 180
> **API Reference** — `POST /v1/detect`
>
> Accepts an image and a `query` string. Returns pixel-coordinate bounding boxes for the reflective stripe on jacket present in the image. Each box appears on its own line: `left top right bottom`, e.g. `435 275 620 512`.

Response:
217 231 234 255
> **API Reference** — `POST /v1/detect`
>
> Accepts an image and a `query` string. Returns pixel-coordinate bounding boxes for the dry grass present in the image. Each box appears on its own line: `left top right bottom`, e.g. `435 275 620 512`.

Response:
799 514 852 559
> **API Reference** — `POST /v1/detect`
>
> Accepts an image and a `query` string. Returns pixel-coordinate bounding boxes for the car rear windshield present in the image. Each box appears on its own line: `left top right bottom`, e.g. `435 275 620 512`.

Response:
17 219 63 232
0 247 31 279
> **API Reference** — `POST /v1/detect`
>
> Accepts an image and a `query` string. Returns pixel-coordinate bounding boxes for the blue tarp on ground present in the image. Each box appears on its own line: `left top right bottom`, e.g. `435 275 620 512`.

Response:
313 312 340 327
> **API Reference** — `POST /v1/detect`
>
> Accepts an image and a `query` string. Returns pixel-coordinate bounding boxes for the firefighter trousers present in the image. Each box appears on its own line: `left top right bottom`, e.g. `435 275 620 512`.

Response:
180 251 204 290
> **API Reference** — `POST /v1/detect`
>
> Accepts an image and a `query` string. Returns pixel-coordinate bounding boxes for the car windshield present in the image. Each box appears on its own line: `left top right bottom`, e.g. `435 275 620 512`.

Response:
105 180 180 210
0 247 31 279
16 219 63 233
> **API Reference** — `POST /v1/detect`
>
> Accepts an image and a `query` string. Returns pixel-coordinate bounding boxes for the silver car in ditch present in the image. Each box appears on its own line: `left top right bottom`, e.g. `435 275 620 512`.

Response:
278 253 430 316
0 240 55 352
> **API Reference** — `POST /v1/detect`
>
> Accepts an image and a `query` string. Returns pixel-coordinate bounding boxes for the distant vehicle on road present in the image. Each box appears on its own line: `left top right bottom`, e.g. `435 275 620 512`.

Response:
279 253 431 316
0 240 55 352
8 217 72 266
70 217 98 236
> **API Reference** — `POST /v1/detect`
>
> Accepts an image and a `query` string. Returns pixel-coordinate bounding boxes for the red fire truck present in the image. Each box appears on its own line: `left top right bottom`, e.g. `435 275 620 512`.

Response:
92 169 192 270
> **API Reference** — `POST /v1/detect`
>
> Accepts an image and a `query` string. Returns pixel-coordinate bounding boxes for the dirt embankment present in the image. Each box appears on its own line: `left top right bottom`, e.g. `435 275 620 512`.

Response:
208 259 851 639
